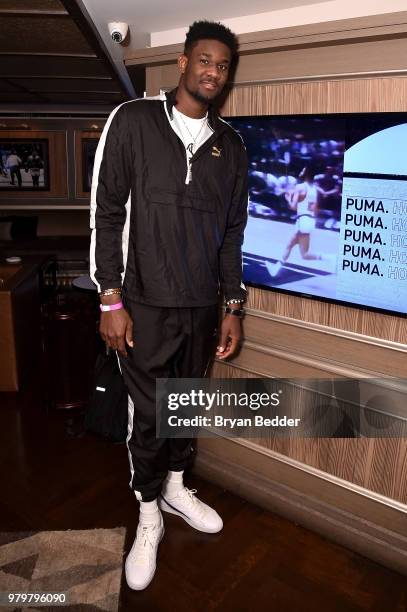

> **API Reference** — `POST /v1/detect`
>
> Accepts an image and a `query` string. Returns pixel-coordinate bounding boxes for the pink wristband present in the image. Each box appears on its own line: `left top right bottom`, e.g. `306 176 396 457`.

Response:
100 301 123 312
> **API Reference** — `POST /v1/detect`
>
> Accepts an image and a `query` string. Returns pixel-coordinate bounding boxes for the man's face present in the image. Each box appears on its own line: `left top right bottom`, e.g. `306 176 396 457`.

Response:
179 39 232 104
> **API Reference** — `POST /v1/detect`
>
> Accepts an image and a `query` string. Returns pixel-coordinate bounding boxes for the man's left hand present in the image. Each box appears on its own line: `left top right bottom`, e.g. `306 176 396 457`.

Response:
216 314 242 360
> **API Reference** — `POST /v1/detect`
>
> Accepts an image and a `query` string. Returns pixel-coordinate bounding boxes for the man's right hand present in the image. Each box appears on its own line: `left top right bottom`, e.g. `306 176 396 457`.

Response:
99 302 134 358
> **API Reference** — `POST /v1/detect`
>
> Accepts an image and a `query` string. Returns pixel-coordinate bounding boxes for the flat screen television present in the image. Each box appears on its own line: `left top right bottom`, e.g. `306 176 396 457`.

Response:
226 113 407 317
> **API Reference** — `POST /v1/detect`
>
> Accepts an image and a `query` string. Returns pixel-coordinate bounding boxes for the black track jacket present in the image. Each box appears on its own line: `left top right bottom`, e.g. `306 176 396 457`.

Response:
90 89 248 307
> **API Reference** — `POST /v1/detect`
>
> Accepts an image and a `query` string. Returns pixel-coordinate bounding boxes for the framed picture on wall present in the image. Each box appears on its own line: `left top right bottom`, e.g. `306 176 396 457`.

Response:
0 139 49 190
82 138 99 192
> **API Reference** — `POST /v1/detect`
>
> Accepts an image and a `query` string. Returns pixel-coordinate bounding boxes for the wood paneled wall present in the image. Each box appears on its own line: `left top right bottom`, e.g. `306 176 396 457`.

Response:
212 362 407 504
222 77 407 115
213 77 407 505
143 22 407 509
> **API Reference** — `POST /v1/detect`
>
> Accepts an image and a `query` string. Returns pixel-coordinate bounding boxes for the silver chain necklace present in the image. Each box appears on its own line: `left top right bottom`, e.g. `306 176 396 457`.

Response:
177 111 207 155
175 111 208 183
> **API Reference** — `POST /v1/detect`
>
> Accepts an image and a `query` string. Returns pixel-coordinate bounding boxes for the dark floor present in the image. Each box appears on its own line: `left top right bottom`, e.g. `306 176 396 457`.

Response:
1 371 406 612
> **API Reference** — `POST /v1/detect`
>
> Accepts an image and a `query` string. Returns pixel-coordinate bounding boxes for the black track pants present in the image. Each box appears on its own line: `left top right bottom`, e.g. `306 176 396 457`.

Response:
118 301 219 502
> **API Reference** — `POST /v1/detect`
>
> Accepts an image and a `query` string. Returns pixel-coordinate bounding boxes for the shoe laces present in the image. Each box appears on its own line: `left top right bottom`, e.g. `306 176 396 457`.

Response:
179 488 206 520
132 522 160 566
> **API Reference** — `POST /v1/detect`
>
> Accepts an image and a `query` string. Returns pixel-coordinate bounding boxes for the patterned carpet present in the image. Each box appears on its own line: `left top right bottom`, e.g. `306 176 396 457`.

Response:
0 528 126 611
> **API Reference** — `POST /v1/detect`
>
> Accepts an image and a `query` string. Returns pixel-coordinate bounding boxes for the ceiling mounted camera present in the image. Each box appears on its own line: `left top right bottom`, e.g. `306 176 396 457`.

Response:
108 22 129 44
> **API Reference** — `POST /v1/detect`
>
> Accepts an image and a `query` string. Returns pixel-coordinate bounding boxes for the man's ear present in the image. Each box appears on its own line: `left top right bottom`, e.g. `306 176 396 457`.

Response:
178 53 188 75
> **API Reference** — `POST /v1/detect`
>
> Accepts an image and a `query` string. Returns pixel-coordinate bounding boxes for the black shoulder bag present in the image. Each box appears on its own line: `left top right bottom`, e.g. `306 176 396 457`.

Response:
85 349 129 443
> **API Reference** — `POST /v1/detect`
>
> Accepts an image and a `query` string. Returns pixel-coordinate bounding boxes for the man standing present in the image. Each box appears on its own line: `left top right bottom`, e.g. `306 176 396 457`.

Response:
26 151 44 188
6 149 23 187
90 20 248 590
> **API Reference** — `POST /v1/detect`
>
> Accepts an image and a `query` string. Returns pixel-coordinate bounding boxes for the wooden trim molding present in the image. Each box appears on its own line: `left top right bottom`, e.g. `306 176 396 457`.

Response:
211 360 407 505
230 437 407 513
237 309 407 380
145 63 407 99
246 310 407 353
194 437 407 575
125 11 407 66
212 350 407 422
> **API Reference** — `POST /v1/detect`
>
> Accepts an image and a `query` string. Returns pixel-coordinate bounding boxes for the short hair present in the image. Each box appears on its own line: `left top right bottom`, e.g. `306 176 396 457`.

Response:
184 20 238 59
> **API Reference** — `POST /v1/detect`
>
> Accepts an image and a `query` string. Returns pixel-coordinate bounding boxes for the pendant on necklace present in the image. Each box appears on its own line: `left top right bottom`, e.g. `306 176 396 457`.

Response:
186 161 192 183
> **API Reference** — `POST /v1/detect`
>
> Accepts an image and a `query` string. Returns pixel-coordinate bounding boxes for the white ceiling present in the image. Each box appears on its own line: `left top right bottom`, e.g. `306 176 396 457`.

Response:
76 0 407 97
78 0 321 97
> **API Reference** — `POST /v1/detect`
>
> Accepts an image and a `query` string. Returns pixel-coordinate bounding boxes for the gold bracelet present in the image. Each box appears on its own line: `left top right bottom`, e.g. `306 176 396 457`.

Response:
99 287 122 296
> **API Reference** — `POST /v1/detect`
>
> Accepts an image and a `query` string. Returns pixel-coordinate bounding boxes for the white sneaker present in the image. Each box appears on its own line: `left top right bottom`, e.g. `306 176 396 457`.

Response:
125 511 164 590
265 260 283 277
159 488 223 534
